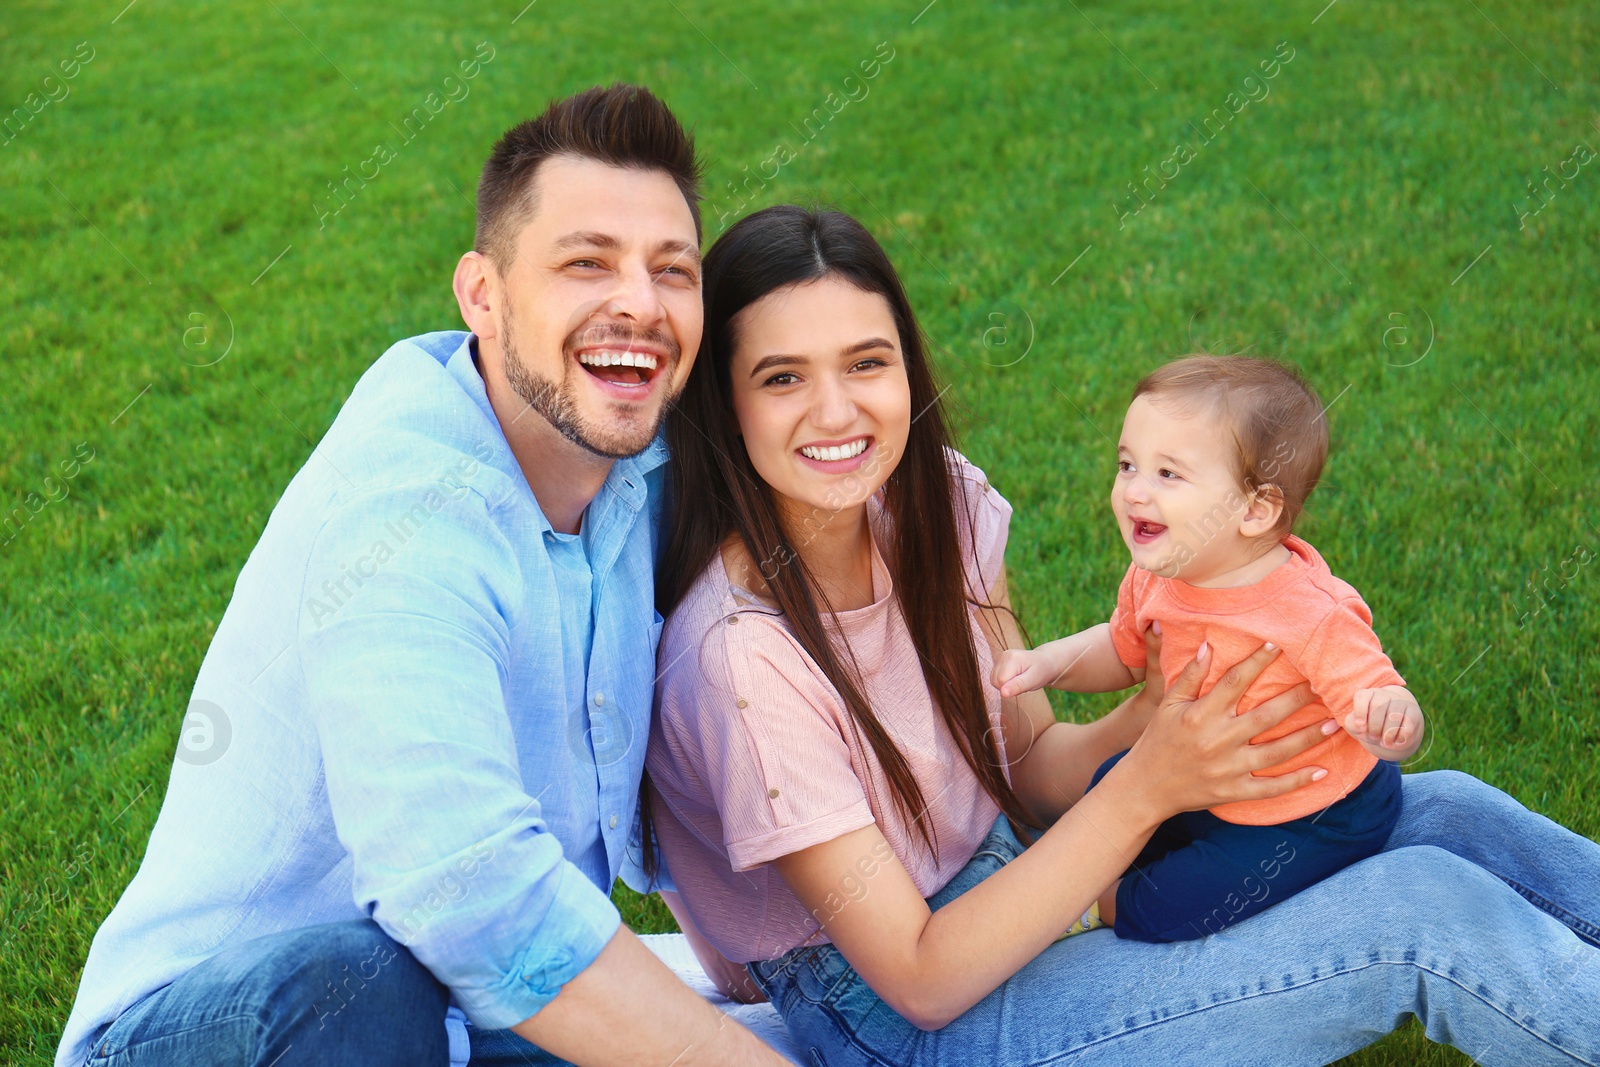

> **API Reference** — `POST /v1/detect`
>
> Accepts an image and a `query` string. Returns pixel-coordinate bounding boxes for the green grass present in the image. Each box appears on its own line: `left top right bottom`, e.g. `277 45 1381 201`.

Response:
2 0 1596 1062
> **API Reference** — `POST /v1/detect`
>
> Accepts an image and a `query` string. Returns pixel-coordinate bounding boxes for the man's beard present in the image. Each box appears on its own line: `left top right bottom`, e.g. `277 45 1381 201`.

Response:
500 312 679 460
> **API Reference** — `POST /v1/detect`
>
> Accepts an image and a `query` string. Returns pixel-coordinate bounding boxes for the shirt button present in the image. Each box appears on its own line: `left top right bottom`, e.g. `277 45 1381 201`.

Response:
736 698 748 709
593 692 604 707
727 615 740 626
768 788 781 800
609 814 619 829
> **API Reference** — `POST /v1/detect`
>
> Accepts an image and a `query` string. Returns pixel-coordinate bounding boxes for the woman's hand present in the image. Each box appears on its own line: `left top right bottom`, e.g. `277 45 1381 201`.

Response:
1105 641 1333 827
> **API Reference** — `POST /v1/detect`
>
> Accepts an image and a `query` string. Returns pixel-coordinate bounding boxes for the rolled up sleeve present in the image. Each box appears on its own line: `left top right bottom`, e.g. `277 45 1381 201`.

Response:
298 480 619 1029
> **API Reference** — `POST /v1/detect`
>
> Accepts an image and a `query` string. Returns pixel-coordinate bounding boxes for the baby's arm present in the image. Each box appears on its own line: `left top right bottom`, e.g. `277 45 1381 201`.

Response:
1346 685 1424 761
1301 596 1424 762
994 622 1143 698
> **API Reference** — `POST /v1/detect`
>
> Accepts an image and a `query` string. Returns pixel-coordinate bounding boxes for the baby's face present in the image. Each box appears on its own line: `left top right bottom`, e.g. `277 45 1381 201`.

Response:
1111 394 1258 582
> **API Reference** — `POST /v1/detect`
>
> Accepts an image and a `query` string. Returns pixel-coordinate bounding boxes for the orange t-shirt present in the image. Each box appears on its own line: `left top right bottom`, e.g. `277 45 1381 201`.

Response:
1108 535 1405 825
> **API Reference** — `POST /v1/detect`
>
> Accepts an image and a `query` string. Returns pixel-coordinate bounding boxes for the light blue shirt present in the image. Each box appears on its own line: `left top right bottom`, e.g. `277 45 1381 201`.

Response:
59 331 667 1066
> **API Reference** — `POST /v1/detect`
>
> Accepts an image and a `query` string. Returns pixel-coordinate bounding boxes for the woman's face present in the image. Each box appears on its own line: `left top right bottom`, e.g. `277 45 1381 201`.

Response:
727 275 912 531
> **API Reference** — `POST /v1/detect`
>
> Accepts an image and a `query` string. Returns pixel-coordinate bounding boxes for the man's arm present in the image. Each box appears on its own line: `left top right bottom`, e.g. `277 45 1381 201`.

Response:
299 482 785 1064
513 927 788 1066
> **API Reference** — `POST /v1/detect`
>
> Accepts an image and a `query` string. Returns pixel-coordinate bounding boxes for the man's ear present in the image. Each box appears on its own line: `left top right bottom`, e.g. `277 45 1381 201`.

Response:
1239 483 1285 540
453 250 499 340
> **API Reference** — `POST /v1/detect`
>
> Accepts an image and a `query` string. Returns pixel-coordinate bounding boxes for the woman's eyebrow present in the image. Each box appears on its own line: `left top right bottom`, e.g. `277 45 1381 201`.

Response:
749 354 807 378
842 337 895 355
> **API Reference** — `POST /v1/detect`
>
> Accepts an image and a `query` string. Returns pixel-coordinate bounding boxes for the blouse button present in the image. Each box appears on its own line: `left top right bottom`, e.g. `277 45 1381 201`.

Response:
768 788 781 799
728 615 740 625
736 698 749 709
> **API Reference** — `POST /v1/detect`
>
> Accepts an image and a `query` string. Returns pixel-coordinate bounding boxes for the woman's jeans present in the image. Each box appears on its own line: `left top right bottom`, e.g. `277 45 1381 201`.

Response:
747 770 1600 1067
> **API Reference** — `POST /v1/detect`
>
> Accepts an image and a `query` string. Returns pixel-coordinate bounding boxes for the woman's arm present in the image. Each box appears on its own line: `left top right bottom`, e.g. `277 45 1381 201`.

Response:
773 640 1331 1031
660 890 768 1004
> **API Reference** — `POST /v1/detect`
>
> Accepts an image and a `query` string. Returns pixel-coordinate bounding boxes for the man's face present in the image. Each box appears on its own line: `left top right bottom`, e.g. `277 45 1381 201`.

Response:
488 155 702 459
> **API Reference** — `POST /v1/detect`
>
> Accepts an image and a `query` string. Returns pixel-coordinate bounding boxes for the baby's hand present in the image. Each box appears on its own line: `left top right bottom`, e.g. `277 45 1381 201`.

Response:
993 648 1060 699
1345 685 1424 761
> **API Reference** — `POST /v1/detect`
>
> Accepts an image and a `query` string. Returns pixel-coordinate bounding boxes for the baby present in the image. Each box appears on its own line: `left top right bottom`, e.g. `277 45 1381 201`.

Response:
995 354 1424 943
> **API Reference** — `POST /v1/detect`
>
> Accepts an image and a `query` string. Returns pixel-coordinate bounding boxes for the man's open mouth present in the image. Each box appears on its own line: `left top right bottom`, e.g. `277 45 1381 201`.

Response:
576 347 666 389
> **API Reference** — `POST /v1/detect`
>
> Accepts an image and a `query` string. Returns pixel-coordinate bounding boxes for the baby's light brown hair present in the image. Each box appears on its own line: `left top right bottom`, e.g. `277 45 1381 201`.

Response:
1133 355 1329 536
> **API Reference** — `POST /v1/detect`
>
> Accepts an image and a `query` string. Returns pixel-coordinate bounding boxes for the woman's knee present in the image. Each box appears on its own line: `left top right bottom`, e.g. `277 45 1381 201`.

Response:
1394 769 1514 846
1333 845 1509 931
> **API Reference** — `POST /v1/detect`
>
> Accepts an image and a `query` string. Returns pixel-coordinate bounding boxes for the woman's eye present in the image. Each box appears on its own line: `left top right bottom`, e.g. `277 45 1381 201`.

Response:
764 373 799 387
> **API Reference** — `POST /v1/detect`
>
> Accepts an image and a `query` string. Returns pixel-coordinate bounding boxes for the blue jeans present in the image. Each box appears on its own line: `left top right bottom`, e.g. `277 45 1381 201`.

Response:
1088 751 1401 942
81 921 452 1066
747 770 1600 1066
79 919 571 1067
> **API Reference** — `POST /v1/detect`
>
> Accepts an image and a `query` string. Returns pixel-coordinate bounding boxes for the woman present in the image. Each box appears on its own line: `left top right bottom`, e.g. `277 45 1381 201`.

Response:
642 205 1600 1065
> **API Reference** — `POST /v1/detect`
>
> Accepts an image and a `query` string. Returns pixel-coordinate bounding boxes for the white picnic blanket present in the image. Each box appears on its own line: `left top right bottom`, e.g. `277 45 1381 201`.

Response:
640 934 806 1064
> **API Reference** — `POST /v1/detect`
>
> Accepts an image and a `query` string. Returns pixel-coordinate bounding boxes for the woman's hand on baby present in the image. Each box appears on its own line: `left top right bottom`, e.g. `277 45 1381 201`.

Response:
1110 642 1331 825
1346 685 1424 761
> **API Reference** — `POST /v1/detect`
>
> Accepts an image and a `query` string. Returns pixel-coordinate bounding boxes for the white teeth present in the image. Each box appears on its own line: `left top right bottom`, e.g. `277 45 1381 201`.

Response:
578 350 659 370
800 439 869 462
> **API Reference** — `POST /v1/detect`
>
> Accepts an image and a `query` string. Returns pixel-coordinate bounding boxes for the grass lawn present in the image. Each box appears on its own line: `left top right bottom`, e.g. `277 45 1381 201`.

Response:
3 0 1596 1062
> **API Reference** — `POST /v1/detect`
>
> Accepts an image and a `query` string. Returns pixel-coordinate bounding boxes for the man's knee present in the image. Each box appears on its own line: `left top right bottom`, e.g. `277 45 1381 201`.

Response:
281 922 443 1025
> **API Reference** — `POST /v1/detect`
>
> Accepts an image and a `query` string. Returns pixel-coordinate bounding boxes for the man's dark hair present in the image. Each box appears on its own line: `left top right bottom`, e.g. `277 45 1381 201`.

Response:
474 83 703 271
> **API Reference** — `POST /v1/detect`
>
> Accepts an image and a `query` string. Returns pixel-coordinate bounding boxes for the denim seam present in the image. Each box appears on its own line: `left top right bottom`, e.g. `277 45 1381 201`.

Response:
1027 959 1599 1067
1502 878 1600 947
91 1011 261 1062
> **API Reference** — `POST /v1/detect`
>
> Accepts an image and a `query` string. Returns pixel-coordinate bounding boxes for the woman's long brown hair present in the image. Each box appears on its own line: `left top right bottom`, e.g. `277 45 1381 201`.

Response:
639 206 1032 884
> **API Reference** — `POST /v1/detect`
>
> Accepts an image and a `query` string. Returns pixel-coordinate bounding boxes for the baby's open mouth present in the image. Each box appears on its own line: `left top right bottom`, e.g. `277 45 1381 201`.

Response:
1131 519 1168 544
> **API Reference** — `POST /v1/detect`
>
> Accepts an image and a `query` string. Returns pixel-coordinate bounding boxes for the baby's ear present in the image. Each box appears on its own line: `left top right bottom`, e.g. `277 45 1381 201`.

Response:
1238 483 1285 539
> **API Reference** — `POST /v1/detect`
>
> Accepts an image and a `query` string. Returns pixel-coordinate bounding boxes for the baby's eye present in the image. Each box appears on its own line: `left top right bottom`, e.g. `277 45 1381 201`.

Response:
1158 468 1180 480
1118 460 1135 474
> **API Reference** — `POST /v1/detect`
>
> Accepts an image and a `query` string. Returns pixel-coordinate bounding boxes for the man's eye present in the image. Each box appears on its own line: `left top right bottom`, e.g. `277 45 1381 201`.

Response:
568 259 602 269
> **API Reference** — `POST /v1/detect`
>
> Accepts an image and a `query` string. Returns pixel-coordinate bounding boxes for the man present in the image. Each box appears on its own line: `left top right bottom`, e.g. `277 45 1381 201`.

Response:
58 84 789 1067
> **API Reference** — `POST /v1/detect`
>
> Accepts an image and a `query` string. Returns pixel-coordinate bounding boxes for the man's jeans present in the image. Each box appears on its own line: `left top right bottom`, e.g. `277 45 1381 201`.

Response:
79 920 567 1066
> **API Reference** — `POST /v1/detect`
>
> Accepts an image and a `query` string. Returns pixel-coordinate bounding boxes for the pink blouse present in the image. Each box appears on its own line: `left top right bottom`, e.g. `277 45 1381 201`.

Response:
646 452 1013 963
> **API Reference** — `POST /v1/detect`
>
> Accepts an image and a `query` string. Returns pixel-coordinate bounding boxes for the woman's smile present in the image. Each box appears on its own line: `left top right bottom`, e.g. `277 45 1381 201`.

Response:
796 435 875 472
